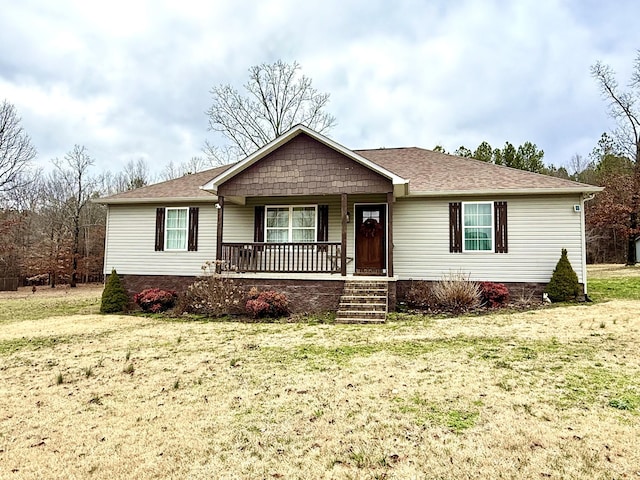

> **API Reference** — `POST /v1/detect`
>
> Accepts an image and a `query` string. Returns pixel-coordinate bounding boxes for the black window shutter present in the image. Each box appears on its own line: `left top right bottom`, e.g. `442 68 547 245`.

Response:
317 205 328 241
317 205 329 251
494 201 508 253
188 207 199 251
449 202 462 253
254 205 265 243
155 207 165 251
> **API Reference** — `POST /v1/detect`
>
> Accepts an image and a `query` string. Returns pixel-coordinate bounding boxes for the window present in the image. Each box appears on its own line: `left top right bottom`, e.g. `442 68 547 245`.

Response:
449 201 507 253
155 207 198 252
165 207 188 250
265 206 317 243
463 202 493 251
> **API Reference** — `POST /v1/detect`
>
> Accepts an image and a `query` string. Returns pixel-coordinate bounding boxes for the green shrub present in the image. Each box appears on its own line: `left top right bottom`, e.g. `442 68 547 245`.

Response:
545 248 581 302
100 269 129 314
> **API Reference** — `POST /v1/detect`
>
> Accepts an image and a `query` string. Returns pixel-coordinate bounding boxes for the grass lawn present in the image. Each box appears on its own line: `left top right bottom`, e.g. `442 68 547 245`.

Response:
0 273 639 479
587 263 640 301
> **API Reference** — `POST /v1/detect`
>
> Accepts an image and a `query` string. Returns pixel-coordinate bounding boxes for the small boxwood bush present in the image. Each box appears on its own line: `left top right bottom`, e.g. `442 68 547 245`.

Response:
100 269 129 314
545 248 581 302
245 287 289 319
134 288 178 313
480 281 510 307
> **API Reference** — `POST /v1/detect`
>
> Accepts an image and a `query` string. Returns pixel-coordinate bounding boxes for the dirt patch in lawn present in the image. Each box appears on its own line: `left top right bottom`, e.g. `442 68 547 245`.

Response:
0 298 638 479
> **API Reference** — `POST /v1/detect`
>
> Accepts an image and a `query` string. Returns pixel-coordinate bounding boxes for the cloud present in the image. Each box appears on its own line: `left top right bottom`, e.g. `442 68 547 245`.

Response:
0 0 638 178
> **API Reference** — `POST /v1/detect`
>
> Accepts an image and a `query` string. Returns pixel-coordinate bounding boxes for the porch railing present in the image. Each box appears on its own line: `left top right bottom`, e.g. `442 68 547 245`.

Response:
221 242 341 273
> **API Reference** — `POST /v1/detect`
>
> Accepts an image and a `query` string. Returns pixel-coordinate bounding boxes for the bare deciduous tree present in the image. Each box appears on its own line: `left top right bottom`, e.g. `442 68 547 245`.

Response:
159 156 216 181
122 158 152 190
0 100 37 195
592 52 640 264
206 60 336 158
51 145 97 287
202 142 238 166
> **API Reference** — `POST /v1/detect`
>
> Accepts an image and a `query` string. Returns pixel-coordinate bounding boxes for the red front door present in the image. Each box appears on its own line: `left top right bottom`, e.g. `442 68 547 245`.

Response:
355 205 386 275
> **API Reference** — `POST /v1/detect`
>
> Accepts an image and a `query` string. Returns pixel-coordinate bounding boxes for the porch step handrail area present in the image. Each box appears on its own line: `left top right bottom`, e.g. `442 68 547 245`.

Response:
221 242 341 273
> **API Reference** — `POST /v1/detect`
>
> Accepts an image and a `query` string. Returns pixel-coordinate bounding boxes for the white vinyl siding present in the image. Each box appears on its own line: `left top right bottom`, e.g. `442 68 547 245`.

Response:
103 203 216 276
103 193 586 286
393 195 586 283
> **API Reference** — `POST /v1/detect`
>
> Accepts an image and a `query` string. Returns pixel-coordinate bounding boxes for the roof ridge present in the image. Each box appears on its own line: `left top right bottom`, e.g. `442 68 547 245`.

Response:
354 146 421 152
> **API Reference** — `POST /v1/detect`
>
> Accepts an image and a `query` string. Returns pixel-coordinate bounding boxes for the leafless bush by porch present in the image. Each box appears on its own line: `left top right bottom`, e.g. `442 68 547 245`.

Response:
180 276 245 317
180 277 245 317
431 272 481 313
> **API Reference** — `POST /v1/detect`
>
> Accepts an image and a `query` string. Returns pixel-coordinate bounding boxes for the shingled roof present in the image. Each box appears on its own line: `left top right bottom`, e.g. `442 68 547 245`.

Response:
98 131 600 204
96 164 234 204
355 147 600 195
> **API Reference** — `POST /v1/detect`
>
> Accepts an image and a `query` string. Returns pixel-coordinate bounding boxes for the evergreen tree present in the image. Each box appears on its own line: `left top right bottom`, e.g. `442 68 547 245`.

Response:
100 269 129 313
545 249 581 302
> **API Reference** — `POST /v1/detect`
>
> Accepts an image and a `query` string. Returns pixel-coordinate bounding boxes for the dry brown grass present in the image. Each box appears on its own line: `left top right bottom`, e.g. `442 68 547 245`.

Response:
1 289 639 479
588 263 640 279
0 283 103 301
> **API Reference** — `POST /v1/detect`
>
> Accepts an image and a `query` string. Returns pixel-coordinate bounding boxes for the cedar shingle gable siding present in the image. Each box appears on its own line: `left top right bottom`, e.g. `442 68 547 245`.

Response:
217 134 392 197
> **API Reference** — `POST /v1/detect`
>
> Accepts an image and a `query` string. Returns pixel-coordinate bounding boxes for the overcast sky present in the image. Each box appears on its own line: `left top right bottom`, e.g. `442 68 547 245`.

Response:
1 0 639 177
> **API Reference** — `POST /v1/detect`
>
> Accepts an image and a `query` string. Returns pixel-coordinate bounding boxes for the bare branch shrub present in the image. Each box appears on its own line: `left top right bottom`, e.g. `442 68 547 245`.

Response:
431 272 481 313
179 262 245 317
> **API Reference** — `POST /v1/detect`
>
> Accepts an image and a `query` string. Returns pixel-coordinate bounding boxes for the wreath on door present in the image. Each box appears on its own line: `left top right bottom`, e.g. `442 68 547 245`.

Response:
359 218 382 238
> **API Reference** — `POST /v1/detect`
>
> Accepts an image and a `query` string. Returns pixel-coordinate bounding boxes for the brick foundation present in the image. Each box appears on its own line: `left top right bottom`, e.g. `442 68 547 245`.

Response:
396 280 586 307
120 274 348 314
231 278 346 313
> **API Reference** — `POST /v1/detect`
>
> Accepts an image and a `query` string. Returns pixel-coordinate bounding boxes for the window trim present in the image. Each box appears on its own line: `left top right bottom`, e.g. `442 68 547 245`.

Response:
164 207 189 251
264 205 318 243
462 201 494 253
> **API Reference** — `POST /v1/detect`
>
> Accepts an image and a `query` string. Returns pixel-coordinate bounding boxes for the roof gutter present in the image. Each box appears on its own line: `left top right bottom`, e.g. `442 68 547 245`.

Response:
93 196 218 205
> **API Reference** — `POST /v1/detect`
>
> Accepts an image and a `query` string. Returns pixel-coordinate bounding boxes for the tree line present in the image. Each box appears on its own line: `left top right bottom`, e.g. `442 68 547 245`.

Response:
1 55 639 288
0 61 337 288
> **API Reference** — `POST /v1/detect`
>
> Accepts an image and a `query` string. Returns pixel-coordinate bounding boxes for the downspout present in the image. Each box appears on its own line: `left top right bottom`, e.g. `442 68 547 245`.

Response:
581 193 596 298
103 206 110 284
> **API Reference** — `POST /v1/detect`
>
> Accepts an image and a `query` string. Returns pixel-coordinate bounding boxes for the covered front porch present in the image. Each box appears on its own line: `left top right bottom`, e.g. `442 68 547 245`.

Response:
199 127 408 278
214 192 396 277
